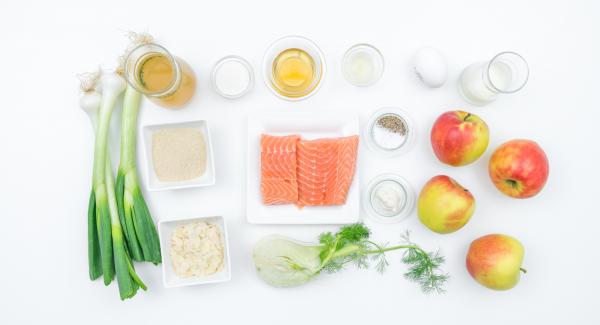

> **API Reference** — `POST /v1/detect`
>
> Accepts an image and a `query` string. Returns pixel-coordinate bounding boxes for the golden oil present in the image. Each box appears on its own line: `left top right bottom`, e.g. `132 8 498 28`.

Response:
137 53 173 92
271 48 319 98
135 52 196 108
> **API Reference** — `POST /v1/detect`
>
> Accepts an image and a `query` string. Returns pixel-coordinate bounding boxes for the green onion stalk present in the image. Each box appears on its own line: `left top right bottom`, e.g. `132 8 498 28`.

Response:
79 72 103 281
83 71 147 299
90 72 120 285
115 84 161 264
105 155 147 299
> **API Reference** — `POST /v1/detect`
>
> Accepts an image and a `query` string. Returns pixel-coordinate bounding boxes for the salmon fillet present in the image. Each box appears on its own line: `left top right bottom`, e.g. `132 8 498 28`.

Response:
296 135 359 207
260 134 300 205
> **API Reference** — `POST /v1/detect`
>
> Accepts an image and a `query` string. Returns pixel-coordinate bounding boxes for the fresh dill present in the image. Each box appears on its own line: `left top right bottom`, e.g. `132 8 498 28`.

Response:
316 224 448 294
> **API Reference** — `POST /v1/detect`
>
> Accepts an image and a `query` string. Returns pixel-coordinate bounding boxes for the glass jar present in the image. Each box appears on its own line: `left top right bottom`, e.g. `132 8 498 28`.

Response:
363 173 416 223
124 43 196 109
458 52 529 106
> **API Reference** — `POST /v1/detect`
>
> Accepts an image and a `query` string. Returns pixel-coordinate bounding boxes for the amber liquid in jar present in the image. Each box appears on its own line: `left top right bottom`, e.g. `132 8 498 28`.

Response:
135 53 196 108
271 48 318 98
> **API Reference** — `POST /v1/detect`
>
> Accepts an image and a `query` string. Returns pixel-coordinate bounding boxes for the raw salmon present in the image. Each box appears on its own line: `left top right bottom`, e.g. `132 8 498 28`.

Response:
296 135 359 207
260 134 300 205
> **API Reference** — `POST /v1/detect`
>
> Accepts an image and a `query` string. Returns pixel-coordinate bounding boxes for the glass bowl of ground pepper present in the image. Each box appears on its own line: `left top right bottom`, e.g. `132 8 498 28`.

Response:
364 107 416 157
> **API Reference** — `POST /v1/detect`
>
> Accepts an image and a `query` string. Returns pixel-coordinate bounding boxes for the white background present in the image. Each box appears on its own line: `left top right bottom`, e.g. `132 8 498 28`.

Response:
1 0 599 324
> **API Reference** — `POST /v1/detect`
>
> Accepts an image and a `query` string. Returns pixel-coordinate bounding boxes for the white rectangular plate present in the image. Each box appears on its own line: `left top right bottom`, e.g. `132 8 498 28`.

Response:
246 112 360 224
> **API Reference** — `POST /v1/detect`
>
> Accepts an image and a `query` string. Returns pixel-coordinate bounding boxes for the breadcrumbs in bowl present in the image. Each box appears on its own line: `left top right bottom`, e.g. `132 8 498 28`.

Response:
142 120 216 191
152 128 207 182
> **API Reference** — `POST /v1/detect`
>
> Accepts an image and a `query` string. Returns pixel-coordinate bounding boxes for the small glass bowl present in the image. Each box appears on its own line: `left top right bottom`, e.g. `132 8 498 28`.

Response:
211 55 254 99
342 43 384 87
262 35 326 101
363 173 416 223
364 107 416 157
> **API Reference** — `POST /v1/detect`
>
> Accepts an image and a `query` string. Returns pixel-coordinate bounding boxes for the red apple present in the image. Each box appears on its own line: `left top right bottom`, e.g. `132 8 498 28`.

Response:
488 139 549 198
431 111 490 166
466 234 526 290
417 175 476 234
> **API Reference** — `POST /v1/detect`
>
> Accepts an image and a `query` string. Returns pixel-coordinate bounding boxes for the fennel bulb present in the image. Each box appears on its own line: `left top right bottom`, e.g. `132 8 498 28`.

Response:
253 236 322 287
253 224 449 293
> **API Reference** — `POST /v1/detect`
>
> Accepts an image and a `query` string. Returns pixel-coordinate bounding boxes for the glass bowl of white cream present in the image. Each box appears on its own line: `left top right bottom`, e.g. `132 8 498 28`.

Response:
363 173 415 223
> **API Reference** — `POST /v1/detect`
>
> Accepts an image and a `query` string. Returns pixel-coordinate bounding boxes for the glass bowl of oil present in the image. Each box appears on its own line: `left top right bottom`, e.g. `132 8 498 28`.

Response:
262 35 326 101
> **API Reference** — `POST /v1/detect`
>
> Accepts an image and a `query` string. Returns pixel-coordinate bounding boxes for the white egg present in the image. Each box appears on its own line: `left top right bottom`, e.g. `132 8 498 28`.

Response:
413 47 448 88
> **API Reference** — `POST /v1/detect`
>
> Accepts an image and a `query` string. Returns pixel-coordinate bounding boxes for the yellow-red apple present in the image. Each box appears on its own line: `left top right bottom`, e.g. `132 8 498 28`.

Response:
417 175 475 234
430 111 489 166
489 139 549 198
466 234 526 290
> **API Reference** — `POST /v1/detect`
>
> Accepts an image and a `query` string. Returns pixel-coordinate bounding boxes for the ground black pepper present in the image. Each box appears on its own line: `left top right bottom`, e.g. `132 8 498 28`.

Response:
376 114 407 135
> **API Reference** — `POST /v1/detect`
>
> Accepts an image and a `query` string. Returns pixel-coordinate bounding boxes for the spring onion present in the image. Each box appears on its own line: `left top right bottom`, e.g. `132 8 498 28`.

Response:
115 84 161 264
80 71 147 299
113 32 162 264
79 71 103 281
91 71 122 285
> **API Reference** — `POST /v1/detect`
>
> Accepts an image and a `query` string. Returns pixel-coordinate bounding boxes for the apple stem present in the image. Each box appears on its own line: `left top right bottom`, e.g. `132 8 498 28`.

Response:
505 179 519 189
520 267 527 274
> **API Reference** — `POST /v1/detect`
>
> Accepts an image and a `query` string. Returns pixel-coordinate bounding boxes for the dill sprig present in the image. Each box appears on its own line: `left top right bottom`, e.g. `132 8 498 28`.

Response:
316 224 448 294
399 231 449 294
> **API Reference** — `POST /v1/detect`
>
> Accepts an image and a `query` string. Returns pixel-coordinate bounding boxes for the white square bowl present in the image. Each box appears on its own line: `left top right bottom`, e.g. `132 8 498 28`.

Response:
158 215 231 288
246 112 361 224
142 120 216 191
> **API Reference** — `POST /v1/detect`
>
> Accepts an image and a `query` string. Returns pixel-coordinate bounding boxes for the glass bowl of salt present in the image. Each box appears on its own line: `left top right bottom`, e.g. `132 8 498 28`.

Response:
211 55 254 99
364 107 416 157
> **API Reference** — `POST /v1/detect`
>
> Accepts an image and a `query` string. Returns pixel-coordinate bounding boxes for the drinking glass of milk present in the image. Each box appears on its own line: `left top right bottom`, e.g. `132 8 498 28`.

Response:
458 52 529 106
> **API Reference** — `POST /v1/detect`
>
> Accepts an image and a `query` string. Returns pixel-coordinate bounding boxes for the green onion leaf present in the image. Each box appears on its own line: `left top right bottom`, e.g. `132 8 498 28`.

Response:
87 190 102 280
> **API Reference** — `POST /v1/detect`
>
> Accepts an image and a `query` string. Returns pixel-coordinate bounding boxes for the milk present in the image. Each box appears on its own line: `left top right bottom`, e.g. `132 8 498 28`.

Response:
458 52 528 106
459 61 513 105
